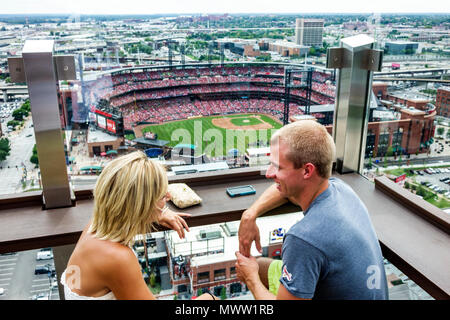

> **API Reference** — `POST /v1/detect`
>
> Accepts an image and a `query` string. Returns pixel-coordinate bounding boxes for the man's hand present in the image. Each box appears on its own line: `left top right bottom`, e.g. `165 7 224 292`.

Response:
238 210 262 257
235 251 260 285
158 208 190 239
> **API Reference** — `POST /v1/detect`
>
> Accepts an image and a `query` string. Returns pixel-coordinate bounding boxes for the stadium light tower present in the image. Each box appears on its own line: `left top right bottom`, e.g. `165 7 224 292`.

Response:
208 42 214 66
220 44 224 67
283 67 313 125
168 43 173 69
180 43 185 68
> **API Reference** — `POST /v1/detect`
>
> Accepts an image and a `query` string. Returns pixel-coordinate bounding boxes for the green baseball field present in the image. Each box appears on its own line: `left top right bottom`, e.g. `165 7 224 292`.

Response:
140 114 283 157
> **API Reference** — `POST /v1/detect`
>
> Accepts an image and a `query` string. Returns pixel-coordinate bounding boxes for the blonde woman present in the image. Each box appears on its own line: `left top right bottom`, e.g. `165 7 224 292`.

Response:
61 151 213 300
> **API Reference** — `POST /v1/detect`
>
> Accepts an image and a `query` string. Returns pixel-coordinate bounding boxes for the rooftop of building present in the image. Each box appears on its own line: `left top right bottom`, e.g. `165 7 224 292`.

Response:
167 211 303 267
389 90 431 103
87 128 119 143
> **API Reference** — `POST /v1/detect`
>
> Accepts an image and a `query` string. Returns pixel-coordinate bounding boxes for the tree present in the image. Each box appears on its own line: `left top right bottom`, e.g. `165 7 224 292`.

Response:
149 272 156 287
220 287 227 300
12 108 27 121
437 127 444 136
0 138 11 161
30 144 39 167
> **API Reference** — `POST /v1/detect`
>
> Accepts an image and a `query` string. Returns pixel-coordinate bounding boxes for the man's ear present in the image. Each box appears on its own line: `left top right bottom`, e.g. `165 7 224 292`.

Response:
303 163 316 179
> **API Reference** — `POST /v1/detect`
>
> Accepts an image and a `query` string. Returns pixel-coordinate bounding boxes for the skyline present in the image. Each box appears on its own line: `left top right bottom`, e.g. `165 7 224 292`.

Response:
0 0 448 15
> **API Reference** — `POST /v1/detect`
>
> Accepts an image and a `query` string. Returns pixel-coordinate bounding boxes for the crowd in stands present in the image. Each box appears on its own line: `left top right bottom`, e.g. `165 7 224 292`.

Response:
118 96 313 130
106 83 334 109
85 65 335 129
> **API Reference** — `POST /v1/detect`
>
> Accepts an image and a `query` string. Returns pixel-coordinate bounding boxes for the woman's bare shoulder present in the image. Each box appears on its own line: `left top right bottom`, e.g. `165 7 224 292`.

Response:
71 232 137 274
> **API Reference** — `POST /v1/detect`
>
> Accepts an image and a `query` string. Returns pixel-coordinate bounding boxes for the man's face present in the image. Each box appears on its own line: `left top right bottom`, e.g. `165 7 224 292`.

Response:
266 140 305 198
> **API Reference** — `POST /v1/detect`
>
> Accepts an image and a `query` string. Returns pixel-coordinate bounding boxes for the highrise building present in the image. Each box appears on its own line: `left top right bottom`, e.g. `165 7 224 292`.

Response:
295 18 324 47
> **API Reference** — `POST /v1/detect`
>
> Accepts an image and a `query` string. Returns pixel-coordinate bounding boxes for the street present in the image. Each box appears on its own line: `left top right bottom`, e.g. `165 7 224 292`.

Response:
0 250 59 300
0 116 37 195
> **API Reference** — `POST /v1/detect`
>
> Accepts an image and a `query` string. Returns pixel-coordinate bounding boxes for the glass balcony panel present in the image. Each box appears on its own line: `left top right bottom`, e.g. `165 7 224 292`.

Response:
362 92 450 212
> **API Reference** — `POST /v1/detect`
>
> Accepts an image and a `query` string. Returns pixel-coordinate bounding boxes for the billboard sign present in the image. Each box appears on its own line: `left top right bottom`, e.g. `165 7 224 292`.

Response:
97 115 106 129
107 119 116 133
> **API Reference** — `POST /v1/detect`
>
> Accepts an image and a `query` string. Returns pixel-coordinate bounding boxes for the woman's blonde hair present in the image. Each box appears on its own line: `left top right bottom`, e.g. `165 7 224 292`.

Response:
88 151 168 247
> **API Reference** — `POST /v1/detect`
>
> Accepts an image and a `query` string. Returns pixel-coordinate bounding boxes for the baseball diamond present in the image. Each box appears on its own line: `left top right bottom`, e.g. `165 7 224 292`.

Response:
137 113 282 156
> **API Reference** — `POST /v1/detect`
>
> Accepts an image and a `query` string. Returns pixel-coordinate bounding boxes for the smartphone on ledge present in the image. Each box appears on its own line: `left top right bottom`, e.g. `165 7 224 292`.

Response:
226 185 256 197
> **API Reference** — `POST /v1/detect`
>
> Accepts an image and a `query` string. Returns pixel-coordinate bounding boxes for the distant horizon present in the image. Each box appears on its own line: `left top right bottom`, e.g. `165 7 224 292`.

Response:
0 12 449 16
0 0 447 16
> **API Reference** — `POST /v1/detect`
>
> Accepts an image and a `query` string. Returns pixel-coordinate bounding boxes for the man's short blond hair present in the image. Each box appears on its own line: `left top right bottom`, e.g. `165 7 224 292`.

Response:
271 120 336 179
89 151 168 247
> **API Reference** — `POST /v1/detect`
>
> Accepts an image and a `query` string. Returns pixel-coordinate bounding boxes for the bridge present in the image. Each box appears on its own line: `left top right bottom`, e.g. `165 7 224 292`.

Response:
373 77 450 84
0 85 29 102
375 67 450 77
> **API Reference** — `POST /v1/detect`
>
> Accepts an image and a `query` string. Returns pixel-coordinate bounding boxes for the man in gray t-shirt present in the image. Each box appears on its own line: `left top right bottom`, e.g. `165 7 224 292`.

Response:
235 120 388 300
280 177 388 299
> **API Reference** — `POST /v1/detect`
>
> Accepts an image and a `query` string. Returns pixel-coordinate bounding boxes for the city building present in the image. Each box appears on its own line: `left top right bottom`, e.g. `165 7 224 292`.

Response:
86 128 124 157
384 41 419 55
435 87 450 117
267 40 309 57
295 18 324 47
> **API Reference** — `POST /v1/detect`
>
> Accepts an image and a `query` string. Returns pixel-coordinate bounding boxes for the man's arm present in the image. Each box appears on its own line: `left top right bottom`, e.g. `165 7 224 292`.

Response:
239 183 289 257
235 252 309 300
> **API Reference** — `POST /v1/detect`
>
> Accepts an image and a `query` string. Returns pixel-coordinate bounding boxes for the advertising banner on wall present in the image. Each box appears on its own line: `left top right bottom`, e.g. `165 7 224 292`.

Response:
107 119 116 133
97 115 106 129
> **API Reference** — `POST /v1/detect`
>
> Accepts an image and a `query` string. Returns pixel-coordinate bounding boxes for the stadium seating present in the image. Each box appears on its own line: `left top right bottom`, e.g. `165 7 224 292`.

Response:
85 65 335 129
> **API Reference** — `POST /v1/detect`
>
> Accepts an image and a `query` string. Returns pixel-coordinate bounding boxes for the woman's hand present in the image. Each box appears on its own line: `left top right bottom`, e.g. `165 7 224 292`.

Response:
158 207 191 239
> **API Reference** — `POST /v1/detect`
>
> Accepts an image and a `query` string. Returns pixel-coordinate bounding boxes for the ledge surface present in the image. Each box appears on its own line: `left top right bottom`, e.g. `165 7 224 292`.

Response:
0 170 449 298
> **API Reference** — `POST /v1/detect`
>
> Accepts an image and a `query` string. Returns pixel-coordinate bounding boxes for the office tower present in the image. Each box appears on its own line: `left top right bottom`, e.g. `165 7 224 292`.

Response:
295 18 324 47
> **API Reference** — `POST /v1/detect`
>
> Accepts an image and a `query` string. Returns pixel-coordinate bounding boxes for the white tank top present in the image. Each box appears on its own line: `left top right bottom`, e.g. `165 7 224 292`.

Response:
61 269 117 300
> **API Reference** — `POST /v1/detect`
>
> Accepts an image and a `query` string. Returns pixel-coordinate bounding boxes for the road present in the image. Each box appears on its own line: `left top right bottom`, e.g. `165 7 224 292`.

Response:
0 117 36 195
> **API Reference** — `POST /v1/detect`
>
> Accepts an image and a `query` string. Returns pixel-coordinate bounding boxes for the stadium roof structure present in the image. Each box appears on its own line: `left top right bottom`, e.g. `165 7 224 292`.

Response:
133 137 169 148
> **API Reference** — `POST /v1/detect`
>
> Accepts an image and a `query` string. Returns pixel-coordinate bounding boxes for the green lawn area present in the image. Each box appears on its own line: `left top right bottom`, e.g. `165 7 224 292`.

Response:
230 117 262 126
427 196 450 209
141 114 282 156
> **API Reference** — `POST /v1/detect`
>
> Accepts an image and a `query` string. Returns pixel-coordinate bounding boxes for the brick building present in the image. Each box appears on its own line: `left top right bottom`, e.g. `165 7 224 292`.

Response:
312 85 436 158
436 87 450 117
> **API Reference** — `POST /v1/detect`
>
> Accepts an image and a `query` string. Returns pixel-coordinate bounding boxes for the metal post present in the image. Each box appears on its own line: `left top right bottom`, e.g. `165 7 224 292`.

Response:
21 40 73 208
327 34 383 174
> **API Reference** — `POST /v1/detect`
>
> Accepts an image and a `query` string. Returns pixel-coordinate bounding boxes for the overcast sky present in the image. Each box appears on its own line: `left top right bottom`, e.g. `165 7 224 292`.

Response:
0 0 447 15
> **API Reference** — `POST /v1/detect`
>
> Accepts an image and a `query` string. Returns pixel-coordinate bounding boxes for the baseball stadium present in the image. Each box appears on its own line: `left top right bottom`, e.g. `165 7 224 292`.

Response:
83 62 335 160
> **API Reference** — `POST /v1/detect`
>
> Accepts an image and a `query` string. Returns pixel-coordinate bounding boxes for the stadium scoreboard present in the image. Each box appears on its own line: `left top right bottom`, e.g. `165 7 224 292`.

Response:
93 109 124 136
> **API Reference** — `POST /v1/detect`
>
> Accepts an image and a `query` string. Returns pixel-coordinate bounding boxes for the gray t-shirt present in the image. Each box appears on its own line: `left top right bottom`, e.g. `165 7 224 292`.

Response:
280 177 388 300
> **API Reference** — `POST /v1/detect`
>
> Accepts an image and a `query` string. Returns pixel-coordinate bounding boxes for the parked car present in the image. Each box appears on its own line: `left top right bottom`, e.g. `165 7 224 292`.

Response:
31 293 49 300
34 265 55 276
0 287 4 295
36 248 53 261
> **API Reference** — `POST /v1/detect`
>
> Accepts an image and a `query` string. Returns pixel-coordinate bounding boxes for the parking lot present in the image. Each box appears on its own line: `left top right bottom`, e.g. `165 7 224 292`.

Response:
412 168 450 198
0 249 60 300
0 100 25 132
0 252 17 298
